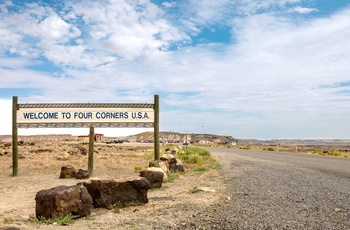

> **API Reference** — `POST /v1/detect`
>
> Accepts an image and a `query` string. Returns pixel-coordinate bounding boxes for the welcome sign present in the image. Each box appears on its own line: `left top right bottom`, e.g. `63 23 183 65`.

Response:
16 103 155 128
11 96 160 177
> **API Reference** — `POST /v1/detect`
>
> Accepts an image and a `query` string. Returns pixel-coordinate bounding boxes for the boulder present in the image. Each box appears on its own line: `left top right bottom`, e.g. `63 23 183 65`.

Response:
158 160 169 174
170 164 185 173
139 170 164 189
76 169 89 179
35 185 92 219
160 153 174 161
166 147 179 155
146 167 168 180
149 160 169 174
59 165 76 179
81 177 151 209
169 158 185 173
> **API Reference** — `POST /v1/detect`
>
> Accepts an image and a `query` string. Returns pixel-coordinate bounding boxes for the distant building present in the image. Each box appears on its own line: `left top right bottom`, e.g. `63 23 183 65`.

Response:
78 134 104 142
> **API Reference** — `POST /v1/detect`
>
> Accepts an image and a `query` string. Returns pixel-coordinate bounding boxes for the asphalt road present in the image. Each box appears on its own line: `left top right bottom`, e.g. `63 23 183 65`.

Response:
201 147 350 229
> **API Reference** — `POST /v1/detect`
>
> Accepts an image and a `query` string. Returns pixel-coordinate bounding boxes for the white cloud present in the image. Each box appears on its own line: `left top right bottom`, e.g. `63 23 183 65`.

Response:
162 2 177 8
292 6 318 14
1 1 350 139
68 0 189 61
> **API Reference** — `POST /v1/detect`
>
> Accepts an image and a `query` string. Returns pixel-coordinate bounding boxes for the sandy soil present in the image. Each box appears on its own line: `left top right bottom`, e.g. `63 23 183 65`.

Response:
0 141 227 229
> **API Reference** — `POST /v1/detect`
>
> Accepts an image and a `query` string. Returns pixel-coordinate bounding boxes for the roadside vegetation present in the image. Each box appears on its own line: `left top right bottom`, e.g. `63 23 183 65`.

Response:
176 146 221 173
232 143 350 158
30 214 78 226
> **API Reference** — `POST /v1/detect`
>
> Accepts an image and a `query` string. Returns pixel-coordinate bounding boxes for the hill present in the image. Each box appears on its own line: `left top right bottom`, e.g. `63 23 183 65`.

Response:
0 132 235 144
125 131 235 144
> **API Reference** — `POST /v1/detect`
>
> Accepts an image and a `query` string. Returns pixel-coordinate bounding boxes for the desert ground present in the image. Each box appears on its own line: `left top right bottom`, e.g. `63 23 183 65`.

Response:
1 135 349 229
0 140 227 229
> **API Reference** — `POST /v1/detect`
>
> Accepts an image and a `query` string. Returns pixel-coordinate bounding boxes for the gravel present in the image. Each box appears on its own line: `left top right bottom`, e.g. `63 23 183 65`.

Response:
171 148 350 230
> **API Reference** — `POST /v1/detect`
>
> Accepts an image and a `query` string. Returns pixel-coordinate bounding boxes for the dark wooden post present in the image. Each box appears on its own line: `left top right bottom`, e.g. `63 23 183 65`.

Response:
88 125 94 176
154 94 160 160
12 96 18 176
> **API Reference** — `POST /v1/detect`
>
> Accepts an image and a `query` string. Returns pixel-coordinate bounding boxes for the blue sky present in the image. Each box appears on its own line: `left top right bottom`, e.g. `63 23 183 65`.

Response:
1 0 350 139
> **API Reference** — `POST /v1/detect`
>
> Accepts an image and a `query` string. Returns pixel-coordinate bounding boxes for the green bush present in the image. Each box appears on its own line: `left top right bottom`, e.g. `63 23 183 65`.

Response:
327 152 342 157
32 214 78 226
134 166 142 173
164 172 180 183
178 147 211 164
3 218 14 224
194 166 208 172
188 154 203 165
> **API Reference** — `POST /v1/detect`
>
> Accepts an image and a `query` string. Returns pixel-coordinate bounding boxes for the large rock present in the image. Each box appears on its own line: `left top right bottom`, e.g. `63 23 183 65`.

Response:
76 169 89 179
149 160 169 174
146 167 168 180
81 177 151 209
169 158 185 173
139 169 164 189
59 165 76 179
35 185 92 219
165 147 179 155
160 153 174 161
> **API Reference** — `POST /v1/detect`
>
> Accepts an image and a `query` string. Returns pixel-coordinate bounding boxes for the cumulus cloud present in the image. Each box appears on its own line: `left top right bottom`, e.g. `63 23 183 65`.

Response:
67 0 189 61
1 0 188 66
1 1 350 138
292 6 318 14
162 1 177 8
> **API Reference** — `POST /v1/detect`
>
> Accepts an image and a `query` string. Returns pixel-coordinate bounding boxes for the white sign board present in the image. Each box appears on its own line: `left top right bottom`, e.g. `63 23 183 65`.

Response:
16 103 154 128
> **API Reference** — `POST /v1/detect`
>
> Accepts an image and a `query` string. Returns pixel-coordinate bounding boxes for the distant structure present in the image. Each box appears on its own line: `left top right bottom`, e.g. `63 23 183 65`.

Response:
78 134 104 143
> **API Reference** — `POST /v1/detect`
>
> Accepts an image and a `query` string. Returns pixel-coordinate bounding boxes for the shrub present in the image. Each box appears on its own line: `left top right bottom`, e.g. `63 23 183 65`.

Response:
189 186 202 194
178 147 211 164
3 218 14 224
164 172 180 183
327 152 342 157
188 154 203 165
194 166 208 172
134 166 142 173
31 214 78 226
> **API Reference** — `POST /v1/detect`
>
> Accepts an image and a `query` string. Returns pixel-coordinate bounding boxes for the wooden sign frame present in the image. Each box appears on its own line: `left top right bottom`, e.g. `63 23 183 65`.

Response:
11 95 160 176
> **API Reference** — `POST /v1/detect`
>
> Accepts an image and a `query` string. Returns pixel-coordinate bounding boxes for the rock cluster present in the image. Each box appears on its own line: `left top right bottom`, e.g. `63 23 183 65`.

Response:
35 147 186 220
59 165 89 179
141 148 185 188
35 177 152 218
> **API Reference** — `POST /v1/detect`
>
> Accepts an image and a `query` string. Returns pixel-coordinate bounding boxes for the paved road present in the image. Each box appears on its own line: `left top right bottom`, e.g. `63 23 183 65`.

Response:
202 147 350 229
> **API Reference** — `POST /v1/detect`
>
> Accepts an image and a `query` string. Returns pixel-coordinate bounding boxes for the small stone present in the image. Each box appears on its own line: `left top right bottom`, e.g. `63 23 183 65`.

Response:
334 208 341 212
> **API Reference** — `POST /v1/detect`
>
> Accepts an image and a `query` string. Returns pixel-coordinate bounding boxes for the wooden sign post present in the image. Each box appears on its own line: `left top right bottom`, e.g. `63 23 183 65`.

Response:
154 94 160 160
12 96 18 176
11 95 159 176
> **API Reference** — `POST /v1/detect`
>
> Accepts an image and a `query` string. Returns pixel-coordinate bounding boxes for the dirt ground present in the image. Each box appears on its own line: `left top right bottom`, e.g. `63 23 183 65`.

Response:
0 141 227 229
